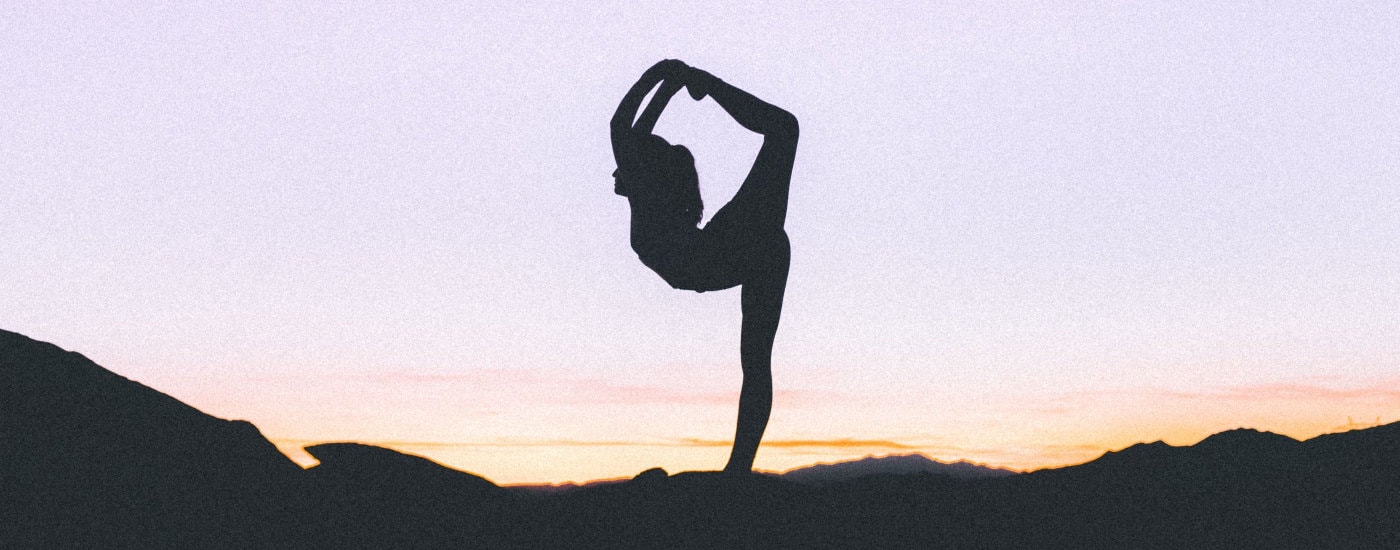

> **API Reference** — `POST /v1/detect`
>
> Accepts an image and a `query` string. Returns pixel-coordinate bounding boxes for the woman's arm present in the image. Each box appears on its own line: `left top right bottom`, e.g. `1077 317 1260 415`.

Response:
688 68 798 143
611 60 686 168
633 78 684 135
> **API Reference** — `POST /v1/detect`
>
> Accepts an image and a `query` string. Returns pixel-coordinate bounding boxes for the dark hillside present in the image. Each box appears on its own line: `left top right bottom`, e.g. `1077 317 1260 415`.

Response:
5 328 1398 548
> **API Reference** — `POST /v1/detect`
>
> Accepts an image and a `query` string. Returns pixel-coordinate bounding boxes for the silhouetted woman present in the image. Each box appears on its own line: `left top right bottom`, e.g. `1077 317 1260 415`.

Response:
611 59 798 473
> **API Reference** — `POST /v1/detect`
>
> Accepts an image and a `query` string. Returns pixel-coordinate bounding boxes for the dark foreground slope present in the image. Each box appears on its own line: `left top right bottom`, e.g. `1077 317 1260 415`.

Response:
1 329 308 547
4 328 1399 549
301 442 522 547
0 329 510 548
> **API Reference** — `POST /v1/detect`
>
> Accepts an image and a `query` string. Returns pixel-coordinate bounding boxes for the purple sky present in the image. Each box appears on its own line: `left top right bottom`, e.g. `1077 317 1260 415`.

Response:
4 2 1398 483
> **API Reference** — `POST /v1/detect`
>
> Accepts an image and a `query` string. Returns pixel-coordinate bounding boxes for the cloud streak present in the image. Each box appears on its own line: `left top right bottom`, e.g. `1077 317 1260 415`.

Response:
1033 376 1400 411
272 436 924 451
678 438 922 450
306 369 841 407
1160 381 1400 403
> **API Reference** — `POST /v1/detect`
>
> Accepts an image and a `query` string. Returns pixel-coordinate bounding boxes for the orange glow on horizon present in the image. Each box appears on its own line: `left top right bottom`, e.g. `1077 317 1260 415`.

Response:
170 368 1400 485
266 413 1393 484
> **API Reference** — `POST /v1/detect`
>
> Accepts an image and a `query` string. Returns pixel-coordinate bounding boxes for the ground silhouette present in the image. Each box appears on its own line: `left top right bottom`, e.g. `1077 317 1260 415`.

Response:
1 329 307 547
5 329 1399 548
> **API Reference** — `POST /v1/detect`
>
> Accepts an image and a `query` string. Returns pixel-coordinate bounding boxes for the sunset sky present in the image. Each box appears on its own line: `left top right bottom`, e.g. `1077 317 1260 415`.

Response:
5 2 1399 484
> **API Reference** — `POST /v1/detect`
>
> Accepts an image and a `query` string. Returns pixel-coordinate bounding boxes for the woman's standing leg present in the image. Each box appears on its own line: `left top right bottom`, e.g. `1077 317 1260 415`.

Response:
724 232 790 473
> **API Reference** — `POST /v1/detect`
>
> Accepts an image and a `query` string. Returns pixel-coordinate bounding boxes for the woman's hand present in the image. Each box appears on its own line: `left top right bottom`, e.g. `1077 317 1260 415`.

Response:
649 59 715 101
646 59 689 81
685 67 717 101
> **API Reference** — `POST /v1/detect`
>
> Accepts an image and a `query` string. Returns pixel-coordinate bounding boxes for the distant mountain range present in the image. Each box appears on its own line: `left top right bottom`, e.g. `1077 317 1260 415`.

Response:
779 453 1017 485
4 328 1398 548
507 454 1015 495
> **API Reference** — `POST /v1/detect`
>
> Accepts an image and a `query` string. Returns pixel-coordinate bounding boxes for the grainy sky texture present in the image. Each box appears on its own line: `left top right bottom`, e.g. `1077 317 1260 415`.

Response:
4 2 1399 483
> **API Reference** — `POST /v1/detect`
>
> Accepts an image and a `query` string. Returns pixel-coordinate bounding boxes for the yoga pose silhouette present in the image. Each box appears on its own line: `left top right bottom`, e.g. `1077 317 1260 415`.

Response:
611 59 798 473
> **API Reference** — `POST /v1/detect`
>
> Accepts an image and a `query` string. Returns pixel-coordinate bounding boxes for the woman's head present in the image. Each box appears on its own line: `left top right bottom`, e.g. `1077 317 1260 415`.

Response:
622 134 703 225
